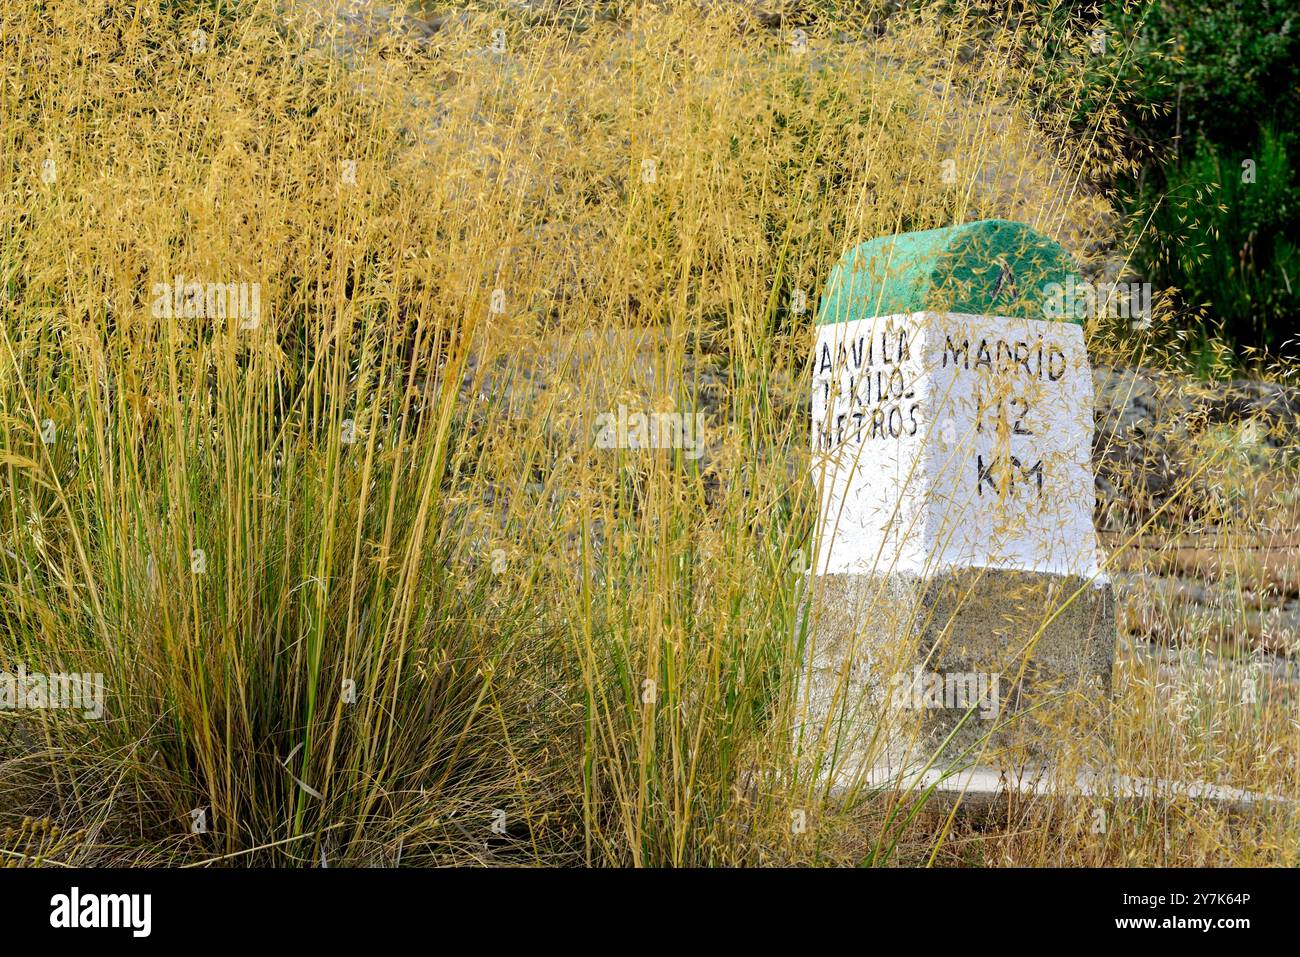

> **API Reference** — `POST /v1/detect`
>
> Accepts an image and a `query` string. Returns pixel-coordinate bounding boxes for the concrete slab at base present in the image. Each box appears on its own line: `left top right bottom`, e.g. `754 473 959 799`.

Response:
858 763 1296 817
801 567 1116 779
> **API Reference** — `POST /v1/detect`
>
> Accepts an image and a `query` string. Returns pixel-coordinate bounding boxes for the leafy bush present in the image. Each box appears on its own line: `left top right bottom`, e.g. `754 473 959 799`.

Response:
1108 0 1299 147
1102 0 1300 354
1139 124 1300 352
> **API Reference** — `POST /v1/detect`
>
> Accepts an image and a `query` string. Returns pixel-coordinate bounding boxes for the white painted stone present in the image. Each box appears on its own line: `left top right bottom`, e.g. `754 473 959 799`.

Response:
811 310 1099 579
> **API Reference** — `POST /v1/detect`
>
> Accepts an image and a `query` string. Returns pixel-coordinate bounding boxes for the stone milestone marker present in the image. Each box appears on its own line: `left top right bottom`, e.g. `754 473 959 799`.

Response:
802 219 1116 783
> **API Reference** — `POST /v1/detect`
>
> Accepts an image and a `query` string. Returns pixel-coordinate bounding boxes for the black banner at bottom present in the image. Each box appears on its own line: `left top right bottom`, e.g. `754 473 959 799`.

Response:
0 867 1286 944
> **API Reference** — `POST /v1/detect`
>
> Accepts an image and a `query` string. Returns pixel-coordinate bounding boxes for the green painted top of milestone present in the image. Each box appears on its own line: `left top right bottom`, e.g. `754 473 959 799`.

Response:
816 219 1080 326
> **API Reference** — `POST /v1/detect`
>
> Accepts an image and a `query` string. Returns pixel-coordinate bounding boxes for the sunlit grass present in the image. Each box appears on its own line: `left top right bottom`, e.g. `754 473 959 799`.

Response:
0 0 1295 866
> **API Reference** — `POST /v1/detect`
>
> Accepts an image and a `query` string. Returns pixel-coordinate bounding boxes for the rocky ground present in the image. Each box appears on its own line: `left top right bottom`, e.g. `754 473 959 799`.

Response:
1093 365 1300 692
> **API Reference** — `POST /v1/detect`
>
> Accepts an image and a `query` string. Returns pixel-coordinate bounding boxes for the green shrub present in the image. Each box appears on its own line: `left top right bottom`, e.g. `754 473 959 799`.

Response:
1107 0 1300 146
1097 0 1300 355
1137 124 1300 353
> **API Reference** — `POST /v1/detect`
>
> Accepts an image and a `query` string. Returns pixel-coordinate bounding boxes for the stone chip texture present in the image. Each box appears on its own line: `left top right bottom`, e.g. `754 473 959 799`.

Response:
801 567 1116 779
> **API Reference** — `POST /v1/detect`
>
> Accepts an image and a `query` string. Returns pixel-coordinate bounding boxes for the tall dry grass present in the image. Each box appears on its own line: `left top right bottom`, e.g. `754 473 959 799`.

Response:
0 0 1295 866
